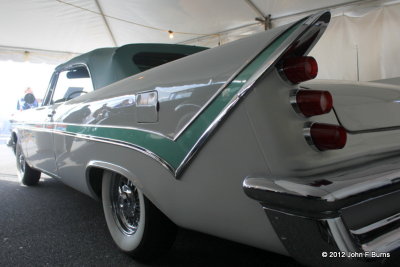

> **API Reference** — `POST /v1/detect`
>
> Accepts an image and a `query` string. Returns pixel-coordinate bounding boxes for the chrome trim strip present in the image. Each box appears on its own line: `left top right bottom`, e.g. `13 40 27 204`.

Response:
15 122 173 141
86 160 142 188
175 94 240 176
15 125 176 176
331 106 400 135
85 160 144 200
244 171 400 213
361 226 400 254
175 11 330 176
172 55 263 141
289 89 302 115
350 212 400 235
45 63 95 106
15 126 54 134
51 129 176 176
303 121 319 151
236 12 328 99
174 12 327 141
326 218 357 252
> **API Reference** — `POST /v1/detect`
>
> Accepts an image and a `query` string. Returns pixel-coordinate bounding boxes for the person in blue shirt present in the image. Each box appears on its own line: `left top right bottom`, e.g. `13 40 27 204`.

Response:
17 87 38 110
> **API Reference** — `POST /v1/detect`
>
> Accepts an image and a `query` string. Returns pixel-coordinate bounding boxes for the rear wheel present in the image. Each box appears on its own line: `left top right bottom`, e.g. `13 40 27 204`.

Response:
102 171 177 260
16 143 41 186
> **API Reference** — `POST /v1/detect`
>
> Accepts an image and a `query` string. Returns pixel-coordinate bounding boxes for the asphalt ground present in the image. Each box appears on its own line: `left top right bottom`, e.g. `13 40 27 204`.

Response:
0 144 299 267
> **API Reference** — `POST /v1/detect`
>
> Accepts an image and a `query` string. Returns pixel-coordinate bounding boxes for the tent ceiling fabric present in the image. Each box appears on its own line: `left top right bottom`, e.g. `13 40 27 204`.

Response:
0 0 378 56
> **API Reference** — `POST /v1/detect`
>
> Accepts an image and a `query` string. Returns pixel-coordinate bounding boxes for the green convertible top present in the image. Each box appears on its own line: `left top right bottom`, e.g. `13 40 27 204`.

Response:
56 43 208 90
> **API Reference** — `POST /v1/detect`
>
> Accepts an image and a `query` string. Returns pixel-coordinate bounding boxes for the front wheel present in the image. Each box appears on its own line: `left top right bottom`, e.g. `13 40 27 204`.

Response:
102 171 177 260
16 143 41 186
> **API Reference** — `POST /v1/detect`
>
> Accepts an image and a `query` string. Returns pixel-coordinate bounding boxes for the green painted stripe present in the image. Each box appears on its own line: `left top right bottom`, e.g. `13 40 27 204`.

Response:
61 21 302 171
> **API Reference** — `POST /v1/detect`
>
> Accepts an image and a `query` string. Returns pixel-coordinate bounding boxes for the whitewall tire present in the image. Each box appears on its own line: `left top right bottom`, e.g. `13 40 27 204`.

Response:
102 171 177 260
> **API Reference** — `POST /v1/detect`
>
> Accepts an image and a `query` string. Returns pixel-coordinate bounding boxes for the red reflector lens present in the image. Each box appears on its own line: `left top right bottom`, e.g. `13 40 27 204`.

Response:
282 56 318 84
296 90 333 117
310 123 347 151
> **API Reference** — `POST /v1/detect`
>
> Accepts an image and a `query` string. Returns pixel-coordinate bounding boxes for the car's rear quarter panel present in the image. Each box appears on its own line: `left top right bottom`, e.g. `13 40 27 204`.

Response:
53 100 287 254
47 22 304 254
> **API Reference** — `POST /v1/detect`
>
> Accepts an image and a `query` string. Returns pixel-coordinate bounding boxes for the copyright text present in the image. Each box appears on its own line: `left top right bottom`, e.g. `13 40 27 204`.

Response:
321 251 390 258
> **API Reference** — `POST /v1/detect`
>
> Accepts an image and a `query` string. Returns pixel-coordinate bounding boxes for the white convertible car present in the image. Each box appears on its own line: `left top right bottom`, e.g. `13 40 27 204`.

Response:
10 11 400 266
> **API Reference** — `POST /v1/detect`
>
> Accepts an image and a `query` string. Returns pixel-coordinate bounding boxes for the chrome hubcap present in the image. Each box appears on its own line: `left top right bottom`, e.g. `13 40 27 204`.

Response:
111 175 140 235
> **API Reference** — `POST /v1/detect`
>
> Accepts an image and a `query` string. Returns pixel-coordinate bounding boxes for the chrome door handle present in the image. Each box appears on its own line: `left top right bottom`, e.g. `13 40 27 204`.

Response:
48 111 56 117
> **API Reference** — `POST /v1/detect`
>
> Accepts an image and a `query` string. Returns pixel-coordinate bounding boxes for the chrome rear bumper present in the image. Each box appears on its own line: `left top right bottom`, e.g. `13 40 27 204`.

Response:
243 156 400 266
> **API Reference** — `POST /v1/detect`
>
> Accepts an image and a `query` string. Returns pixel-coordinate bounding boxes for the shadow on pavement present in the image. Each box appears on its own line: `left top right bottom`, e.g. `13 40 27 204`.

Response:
0 146 299 266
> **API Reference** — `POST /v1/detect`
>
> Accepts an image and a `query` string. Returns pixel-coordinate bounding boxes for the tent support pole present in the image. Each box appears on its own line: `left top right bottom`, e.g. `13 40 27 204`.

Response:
94 0 117 46
244 0 271 30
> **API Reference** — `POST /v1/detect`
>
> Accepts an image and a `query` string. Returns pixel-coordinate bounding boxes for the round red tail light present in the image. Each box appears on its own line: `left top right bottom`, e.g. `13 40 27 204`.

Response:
309 123 347 151
282 56 318 84
295 90 333 117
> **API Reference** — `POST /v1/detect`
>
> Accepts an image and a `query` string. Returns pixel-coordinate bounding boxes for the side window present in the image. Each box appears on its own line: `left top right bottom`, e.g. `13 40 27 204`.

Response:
51 66 94 104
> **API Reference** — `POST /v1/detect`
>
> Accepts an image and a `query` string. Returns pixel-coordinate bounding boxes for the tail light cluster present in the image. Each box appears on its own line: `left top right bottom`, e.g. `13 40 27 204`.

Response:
291 89 333 117
279 56 347 151
307 123 347 151
282 56 318 84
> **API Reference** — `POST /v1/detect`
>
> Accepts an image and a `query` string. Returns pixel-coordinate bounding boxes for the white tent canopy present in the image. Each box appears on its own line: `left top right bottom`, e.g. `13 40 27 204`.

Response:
0 0 399 80
0 1 383 57
310 3 400 81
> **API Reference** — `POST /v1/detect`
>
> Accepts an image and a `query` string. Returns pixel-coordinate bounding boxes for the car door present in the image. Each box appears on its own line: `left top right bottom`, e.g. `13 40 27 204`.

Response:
25 65 94 177
50 65 94 184
24 72 59 176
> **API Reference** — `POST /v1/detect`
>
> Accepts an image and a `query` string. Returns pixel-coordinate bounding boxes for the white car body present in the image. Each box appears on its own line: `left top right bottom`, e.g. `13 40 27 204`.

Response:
10 11 400 265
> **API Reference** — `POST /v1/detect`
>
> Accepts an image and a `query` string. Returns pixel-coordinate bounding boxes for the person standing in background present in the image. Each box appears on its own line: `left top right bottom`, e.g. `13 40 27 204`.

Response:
17 87 38 111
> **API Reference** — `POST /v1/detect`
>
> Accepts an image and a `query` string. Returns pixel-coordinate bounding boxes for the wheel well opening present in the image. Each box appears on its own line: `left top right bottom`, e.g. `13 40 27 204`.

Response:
88 167 104 199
